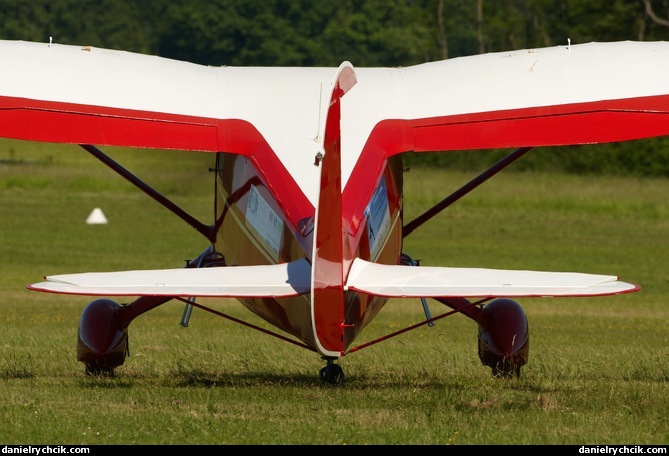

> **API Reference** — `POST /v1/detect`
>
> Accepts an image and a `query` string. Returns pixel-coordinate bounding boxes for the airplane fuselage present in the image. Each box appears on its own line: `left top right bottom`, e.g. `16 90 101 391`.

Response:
214 152 404 356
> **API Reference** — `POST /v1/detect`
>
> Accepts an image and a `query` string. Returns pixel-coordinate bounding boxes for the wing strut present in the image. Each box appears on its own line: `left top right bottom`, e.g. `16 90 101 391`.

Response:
402 146 533 238
81 144 216 243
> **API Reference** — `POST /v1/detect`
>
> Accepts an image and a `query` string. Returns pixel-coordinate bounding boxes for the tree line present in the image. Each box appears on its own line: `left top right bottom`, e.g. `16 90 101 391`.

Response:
1 0 669 176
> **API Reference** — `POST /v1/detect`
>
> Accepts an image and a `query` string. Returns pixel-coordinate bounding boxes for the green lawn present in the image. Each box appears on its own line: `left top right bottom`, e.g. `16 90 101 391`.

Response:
0 140 667 444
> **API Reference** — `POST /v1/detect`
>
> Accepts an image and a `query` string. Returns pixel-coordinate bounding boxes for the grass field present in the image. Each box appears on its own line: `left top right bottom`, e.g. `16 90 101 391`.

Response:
0 140 668 445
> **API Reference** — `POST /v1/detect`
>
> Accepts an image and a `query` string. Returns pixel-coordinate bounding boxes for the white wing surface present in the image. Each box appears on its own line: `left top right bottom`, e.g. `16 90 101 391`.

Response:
345 259 638 298
28 259 311 298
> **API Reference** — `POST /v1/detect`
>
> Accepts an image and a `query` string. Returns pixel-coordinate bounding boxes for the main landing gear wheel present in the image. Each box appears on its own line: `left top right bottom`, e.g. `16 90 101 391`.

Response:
319 358 345 385
477 298 529 379
77 298 129 377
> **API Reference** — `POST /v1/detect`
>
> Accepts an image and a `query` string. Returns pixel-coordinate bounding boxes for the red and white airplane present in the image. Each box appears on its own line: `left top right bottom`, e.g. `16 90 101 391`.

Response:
1 39 667 384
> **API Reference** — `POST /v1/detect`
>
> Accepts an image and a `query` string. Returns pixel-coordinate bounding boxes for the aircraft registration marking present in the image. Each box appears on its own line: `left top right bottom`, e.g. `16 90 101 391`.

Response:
246 185 283 261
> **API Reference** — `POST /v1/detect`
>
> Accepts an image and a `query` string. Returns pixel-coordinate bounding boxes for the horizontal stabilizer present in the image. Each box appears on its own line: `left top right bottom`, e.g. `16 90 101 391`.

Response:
345 259 639 298
28 258 311 298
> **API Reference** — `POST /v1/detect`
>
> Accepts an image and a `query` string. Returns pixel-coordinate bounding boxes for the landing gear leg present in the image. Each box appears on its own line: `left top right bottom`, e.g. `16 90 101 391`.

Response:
319 357 345 385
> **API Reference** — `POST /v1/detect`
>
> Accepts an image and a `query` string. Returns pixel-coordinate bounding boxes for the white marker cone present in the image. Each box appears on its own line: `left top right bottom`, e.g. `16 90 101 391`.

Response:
86 208 108 225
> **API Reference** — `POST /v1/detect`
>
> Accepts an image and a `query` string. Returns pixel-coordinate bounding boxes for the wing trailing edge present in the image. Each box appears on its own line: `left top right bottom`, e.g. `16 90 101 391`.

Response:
345 258 639 298
28 258 311 298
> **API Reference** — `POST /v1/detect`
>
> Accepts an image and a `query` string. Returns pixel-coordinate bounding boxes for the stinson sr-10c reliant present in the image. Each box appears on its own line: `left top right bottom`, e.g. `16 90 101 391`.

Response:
1 39 666 384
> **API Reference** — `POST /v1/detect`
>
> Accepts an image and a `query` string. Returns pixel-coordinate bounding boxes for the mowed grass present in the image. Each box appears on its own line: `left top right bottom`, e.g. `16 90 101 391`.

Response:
0 140 668 445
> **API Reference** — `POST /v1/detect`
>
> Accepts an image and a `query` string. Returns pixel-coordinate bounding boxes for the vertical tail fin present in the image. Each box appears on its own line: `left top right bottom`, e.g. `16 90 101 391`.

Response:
311 62 357 357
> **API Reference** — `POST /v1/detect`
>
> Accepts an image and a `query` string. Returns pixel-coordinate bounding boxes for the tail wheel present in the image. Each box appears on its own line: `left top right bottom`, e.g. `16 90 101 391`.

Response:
319 359 345 385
